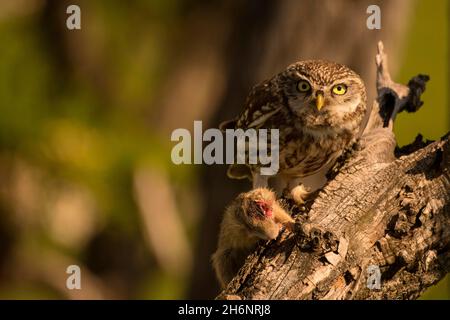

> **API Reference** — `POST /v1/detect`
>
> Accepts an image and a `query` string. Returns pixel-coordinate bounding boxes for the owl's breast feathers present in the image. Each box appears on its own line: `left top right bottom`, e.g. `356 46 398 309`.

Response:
277 128 354 177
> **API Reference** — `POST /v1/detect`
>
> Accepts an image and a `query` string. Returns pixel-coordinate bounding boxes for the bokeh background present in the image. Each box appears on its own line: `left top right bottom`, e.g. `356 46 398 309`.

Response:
0 0 448 299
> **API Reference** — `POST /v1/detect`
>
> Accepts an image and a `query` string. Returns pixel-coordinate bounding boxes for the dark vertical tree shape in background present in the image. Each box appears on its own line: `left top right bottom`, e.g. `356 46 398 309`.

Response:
189 0 279 298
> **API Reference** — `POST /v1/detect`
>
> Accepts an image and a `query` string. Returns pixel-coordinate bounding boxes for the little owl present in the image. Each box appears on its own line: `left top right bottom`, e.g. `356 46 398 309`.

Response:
221 60 367 204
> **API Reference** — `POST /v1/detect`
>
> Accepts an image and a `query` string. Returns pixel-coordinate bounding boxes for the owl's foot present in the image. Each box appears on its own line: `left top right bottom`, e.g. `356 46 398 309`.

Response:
299 223 339 253
290 184 311 206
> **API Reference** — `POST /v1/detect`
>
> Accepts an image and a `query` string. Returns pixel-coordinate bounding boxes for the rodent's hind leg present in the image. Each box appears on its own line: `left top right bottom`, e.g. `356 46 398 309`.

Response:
211 249 237 289
211 248 249 289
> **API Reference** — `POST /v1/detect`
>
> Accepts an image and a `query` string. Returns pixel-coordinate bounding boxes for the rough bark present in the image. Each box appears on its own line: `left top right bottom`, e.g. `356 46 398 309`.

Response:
216 42 450 300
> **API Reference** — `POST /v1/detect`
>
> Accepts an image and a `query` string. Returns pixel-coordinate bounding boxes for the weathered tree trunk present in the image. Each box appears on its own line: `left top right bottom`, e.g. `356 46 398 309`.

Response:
217 43 450 300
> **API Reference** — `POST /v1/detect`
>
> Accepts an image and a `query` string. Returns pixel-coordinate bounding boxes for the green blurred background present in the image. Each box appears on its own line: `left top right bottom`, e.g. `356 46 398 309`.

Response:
0 0 448 299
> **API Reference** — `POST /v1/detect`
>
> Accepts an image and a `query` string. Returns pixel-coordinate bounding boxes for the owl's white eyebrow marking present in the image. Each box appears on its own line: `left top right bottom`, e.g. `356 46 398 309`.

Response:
294 73 311 81
328 77 361 87
247 106 283 128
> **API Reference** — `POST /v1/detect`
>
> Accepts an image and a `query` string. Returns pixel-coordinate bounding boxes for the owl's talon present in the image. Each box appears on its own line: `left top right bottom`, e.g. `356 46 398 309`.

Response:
299 223 339 252
290 184 311 206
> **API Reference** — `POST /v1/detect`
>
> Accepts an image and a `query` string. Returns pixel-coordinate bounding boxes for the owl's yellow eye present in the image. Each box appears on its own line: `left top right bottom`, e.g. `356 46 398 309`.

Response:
332 84 347 95
297 80 311 92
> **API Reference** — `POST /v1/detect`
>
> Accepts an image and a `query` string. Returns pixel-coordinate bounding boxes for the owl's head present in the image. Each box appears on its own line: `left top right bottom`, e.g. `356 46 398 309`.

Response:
278 60 366 133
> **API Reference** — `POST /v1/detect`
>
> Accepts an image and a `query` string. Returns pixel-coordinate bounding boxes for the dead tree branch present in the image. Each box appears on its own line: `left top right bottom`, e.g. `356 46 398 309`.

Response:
217 42 449 300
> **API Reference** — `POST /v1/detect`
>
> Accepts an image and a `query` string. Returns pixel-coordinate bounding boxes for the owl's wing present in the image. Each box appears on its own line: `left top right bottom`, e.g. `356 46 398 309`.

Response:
220 79 283 180
236 79 284 129
218 118 238 131
219 80 283 131
217 117 252 180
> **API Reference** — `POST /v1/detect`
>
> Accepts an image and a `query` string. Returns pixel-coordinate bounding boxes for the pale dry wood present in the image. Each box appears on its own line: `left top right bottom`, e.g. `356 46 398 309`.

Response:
216 41 449 300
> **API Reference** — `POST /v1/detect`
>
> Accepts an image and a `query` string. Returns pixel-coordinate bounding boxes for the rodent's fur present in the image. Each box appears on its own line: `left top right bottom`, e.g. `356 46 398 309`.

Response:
212 188 294 288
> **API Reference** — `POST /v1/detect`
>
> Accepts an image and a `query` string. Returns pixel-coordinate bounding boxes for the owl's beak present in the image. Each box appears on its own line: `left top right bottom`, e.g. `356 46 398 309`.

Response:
315 92 325 111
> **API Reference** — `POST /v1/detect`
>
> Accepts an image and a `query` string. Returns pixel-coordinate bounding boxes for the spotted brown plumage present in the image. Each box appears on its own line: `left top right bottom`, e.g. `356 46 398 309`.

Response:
222 60 367 203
